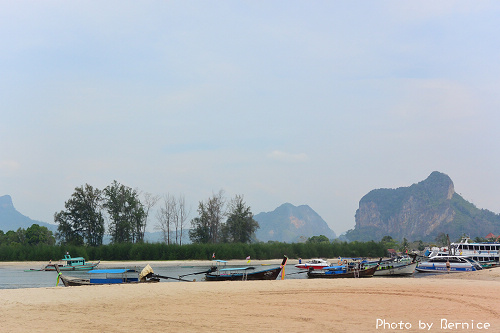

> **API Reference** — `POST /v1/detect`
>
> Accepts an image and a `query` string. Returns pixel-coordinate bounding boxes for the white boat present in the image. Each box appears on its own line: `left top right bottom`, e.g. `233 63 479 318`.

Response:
416 255 482 273
295 258 331 270
374 261 417 276
428 237 500 265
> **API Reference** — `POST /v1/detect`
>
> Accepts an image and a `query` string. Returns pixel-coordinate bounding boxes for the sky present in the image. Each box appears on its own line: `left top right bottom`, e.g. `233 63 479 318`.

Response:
2 1 500 235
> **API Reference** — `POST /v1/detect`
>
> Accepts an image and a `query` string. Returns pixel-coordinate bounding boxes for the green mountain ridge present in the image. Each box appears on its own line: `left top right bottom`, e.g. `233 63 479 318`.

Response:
346 171 500 242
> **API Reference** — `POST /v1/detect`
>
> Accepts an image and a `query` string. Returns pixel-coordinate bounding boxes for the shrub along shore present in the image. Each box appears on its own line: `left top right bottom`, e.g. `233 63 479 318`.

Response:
0 240 387 261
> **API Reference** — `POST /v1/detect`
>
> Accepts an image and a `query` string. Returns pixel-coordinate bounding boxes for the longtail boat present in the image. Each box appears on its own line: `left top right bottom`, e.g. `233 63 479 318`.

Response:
55 264 160 286
28 253 99 271
307 259 381 279
374 261 417 276
205 256 288 281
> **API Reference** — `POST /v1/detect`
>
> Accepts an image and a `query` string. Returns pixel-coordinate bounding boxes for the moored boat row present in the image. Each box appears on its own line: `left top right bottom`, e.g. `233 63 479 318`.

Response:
39 248 498 288
307 260 381 279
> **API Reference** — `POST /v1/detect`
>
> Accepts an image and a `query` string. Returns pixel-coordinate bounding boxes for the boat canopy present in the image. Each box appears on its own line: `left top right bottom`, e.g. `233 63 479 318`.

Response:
88 269 136 274
62 256 86 261
324 265 346 270
219 267 255 271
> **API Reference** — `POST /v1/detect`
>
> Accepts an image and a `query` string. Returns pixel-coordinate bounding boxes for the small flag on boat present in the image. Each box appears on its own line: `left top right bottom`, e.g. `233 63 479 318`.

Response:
212 253 215 259
246 256 251 263
56 272 62 286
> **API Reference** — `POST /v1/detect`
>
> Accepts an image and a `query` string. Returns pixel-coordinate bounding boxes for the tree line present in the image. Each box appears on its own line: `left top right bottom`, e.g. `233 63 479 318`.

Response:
188 190 259 244
54 182 260 247
0 240 388 261
0 224 55 247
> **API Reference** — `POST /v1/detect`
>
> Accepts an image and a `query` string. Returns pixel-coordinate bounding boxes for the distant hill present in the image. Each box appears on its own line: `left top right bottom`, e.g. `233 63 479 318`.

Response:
2 195 336 244
0 194 190 244
0 195 57 233
254 203 336 243
346 171 500 242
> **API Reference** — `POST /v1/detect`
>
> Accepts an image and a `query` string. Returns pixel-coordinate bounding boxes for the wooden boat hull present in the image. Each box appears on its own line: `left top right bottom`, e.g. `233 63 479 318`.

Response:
206 256 287 281
205 266 282 281
307 265 378 279
59 275 159 286
41 263 99 271
295 264 329 270
55 265 159 286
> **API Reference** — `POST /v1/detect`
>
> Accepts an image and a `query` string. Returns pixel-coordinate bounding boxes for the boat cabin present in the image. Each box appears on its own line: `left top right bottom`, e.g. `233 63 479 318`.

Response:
61 254 87 267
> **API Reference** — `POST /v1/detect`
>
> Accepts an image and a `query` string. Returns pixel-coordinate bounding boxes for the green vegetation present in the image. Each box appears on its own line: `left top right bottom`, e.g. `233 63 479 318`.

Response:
0 229 391 261
55 184 259 247
306 235 330 243
56 181 150 246
0 240 389 261
0 224 55 247
189 191 259 244
55 184 105 246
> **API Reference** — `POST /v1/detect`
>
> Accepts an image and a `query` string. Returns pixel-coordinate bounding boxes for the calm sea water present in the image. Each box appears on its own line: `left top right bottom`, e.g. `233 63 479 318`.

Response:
0 262 310 289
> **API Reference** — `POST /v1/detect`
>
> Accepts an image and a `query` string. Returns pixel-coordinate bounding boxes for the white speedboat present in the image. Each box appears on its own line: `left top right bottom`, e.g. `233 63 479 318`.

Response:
416 255 482 273
295 258 331 270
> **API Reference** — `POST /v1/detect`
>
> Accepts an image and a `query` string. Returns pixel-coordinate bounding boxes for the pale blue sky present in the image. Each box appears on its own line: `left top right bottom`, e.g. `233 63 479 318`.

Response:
2 1 500 235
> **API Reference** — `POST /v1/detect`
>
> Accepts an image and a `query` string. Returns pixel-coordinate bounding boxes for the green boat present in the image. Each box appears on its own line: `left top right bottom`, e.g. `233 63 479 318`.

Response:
27 253 100 271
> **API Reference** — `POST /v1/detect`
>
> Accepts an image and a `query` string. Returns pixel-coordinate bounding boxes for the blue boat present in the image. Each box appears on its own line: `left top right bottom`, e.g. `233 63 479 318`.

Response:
55 264 160 286
416 255 482 273
307 261 380 279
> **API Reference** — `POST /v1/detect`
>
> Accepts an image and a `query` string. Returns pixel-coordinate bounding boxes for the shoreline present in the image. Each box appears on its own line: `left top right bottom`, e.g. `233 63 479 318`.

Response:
2 270 499 332
1 264 499 332
0 258 289 268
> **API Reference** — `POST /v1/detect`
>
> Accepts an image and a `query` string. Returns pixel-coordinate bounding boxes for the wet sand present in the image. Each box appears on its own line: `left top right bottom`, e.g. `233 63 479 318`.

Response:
1 262 499 332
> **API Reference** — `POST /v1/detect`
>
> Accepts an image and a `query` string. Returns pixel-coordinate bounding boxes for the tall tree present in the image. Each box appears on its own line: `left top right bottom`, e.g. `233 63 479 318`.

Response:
25 224 56 246
222 195 259 243
156 194 190 245
156 194 176 244
103 180 145 243
177 194 190 245
54 184 104 246
139 192 160 243
189 190 226 244
0 228 27 246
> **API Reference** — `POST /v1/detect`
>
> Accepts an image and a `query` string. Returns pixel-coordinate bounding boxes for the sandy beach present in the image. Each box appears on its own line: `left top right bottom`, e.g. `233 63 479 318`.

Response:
1 262 499 333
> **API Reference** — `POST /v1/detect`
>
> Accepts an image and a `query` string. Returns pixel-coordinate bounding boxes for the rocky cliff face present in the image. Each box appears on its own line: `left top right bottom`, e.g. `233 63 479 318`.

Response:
348 171 500 241
0 195 57 232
